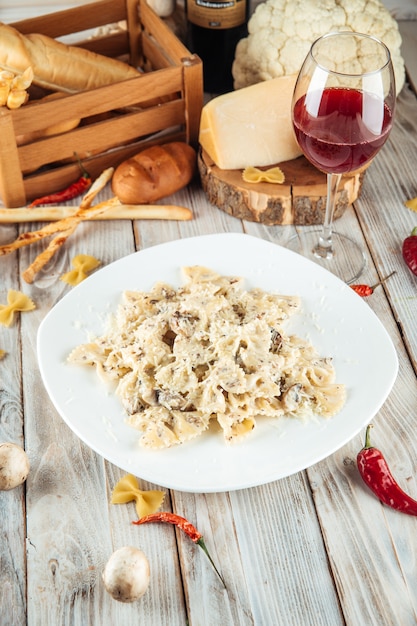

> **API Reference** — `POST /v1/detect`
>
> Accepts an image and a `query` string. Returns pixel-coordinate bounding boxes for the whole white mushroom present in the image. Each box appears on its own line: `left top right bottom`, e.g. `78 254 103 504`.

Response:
0 442 30 490
102 546 150 603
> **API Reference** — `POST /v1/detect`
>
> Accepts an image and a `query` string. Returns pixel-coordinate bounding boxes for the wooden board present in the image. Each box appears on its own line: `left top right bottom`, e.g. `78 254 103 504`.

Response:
198 148 366 225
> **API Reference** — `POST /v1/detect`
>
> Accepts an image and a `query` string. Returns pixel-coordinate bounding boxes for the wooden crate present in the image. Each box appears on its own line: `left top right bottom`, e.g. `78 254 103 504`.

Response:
0 0 203 207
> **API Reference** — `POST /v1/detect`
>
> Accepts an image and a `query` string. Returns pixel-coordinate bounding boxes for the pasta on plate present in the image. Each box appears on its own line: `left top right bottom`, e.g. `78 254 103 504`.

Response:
68 266 346 449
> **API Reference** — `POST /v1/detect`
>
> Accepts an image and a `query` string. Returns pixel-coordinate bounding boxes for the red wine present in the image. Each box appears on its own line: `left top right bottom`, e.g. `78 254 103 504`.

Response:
293 87 393 173
186 0 248 94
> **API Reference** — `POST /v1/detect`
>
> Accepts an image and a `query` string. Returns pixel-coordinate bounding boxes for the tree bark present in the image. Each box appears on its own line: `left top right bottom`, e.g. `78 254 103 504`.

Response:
198 149 365 225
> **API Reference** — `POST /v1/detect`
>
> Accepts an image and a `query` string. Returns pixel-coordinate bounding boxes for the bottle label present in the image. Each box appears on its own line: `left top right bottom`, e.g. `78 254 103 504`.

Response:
187 0 246 29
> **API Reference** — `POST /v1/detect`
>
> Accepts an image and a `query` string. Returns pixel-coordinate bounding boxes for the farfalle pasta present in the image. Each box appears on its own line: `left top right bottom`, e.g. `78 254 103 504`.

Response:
0 290 35 327
68 267 346 449
242 166 285 184
111 473 165 517
60 254 101 286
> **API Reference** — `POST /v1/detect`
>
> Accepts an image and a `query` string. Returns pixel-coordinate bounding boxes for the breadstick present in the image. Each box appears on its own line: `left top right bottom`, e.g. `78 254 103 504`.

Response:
22 225 77 284
21 168 114 281
0 174 116 257
0 199 113 256
78 167 114 208
0 204 193 223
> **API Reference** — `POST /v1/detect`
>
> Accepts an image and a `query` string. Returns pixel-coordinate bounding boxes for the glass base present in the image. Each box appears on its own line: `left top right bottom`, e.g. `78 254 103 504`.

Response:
286 229 366 284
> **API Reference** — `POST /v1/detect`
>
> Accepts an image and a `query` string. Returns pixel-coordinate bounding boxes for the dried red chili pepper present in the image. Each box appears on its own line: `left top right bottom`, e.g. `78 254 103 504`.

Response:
350 270 396 297
351 283 374 297
133 512 226 587
28 159 92 208
357 424 417 515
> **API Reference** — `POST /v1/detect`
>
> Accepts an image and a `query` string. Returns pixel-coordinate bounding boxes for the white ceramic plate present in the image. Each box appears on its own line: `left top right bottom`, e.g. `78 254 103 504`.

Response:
37 233 398 493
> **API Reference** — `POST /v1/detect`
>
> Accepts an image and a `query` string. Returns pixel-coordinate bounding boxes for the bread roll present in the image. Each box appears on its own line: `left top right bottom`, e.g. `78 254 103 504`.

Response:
0 22 139 93
112 142 197 204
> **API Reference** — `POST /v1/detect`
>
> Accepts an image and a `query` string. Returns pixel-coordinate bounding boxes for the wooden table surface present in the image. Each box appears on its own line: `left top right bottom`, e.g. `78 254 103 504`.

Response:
1 21 417 626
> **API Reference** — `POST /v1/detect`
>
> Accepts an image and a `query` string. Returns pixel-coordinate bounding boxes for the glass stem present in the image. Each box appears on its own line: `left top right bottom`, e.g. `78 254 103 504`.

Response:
313 172 342 259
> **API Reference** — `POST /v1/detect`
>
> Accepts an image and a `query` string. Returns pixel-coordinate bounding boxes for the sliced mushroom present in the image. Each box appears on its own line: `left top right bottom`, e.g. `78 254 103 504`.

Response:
281 383 302 412
156 390 189 411
270 329 283 354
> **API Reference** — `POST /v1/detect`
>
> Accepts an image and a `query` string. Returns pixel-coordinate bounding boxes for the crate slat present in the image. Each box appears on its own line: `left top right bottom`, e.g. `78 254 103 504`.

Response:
0 110 26 207
18 100 186 173
12 67 185 135
10 0 128 39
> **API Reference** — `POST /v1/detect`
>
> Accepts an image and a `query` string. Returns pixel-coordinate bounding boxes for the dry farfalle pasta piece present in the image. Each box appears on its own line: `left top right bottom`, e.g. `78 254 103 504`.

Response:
0 350 6 359
405 196 417 213
60 254 101 286
0 290 35 327
111 473 165 518
242 166 285 184
0 67 33 109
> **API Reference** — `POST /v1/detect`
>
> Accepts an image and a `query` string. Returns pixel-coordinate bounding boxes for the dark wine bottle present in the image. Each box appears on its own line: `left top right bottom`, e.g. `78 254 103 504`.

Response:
185 0 249 94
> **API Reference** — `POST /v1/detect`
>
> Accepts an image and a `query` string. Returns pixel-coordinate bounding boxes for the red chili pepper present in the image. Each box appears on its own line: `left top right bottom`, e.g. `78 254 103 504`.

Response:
350 270 396 297
133 512 226 587
357 424 417 515
28 159 92 208
402 226 417 276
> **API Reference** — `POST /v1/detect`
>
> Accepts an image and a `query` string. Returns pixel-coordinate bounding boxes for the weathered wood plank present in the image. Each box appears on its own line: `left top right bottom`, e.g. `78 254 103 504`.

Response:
0 225 27 626
356 85 417 373
172 477 345 626
16 218 188 625
306 304 417 626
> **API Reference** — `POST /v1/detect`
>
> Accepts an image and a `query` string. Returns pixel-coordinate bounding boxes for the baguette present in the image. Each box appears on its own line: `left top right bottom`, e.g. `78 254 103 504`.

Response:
21 167 113 283
112 142 197 204
0 172 117 258
0 22 139 93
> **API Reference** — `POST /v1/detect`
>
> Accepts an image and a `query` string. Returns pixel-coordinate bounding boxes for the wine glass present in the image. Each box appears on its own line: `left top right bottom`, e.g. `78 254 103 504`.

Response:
288 31 396 283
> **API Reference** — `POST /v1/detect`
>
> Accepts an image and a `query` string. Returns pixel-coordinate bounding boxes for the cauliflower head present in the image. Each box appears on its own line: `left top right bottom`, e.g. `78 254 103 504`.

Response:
232 0 405 95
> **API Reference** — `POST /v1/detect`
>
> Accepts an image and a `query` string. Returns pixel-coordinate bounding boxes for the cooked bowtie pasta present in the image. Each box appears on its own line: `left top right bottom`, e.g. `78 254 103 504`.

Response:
68 266 345 449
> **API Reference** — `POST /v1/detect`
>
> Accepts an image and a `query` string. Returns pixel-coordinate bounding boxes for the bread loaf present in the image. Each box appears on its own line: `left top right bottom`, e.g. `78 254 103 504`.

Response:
0 22 140 93
112 142 197 204
16 92 80 146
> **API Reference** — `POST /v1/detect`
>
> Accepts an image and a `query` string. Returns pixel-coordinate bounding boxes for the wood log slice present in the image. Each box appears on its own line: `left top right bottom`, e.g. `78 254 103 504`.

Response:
198 148 366 226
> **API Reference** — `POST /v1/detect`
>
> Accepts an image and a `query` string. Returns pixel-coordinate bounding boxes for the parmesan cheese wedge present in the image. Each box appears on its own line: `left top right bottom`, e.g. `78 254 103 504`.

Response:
199 75 302 170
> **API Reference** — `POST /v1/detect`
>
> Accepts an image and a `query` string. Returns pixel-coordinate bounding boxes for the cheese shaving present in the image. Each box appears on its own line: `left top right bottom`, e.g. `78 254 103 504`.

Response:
0 290 35 327
0 66 33 109
111 473 165 518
